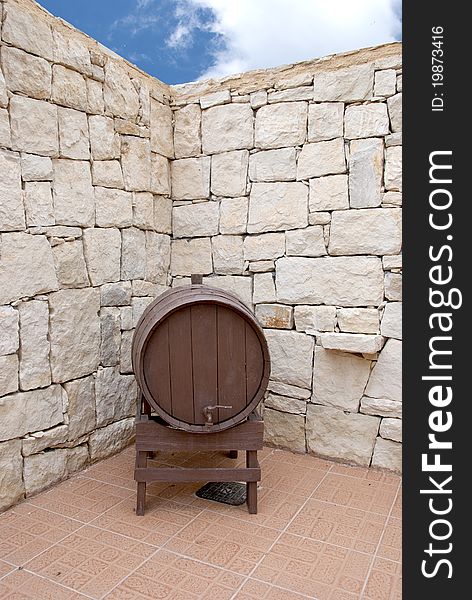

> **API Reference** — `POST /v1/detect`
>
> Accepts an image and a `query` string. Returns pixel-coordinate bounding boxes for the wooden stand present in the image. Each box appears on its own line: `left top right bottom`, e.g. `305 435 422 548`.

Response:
134 397 264 515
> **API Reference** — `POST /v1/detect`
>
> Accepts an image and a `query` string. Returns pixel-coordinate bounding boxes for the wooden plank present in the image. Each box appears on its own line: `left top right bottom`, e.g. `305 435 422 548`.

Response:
245 322 264 404
167 308 194 423
217 306 247 422
135 418 264 452
143 320 172 415
191 304 218 425
135 467 261 483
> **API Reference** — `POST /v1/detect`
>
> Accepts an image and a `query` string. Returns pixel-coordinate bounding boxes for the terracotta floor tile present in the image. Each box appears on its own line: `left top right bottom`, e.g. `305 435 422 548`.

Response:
0 568 89 599
287 499 387 554
24 525 155 598
312 474 398 516
236 577 311 599
390 487 402 519
362 557 402 599
0 504 82 566
260 460 328 497
377 517 402 562
330 464 401 486
0 560 15 580
252 532 373 599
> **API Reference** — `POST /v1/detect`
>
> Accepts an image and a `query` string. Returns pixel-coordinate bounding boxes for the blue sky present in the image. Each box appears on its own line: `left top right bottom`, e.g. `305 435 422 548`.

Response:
37 0 401 85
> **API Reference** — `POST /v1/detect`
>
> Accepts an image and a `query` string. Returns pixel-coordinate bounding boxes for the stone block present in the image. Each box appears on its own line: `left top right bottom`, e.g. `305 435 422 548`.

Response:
92 160 124 189
220 197 248 235
0 439 24 511
10 96 58 156
173 201 219 238
329 208 402 256
250 90 267 108
387 93 402 132
371 437 402 472
385 146 402 191
244 232 285 261
381 302 402 340
338 308 380 334
122 136 151 192
89 417 135 461
344 104 389 139
0 149 24 232
100 281 132 306
385 272 402 301
174 104 201 158
265 329 313 388
380 418 402 442
202 103 253 154
100 307 121 367
64 375 96 441
95 187 133 228
171 238 212 276
286 226 326 257
249 148 296 182
248 182 308 233
294 305 336 333
360 396 402 418
103 60 139 121
265 394 306 415
2 2 53 59
0 108 10 147
52 240 89 288
374 70 397 96
153 195 172 234
306 404 380 466
171 157 210 200
365 339 402 402
52 65 87 110
87 78 104 114
121 227 146 280
200 90 231 109
349 138 384 208
211 150 249 197
0 385 65 442
0 233 58 305
120 330 133 374
253 272 276 304
67 445 89 475
20 154 53 182
297 138 346 180
263 408 306 453
0 354 18 396
255 102 307 149
212 235 244 274
1 46 51 100
313 64 373 101
146 232 171 284
267 380 311 400
312 347 372 411
18 300 51 391
58 107 89 159
23 182 54 227
88 115 120 160
0 306 19 356
150 100 173 157
132 296 154 328
151 153 171 195
255 304 293 329
49 288 100 382
268 86 313 103
24 448 68 496
95 367 137 427
309 174 349 212
319 333 384 354
308 103 344 142
53 159 94 227
52 27 92 74
276 256 384 306
248 260 274 273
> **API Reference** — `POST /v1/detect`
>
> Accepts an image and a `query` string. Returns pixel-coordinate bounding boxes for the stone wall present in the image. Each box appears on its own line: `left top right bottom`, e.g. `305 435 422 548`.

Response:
0 0 173 511
0 0 402 512
169 45 402 473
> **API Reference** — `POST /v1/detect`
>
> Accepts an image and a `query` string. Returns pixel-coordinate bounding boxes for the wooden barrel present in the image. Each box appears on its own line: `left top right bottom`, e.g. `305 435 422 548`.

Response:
132 281 270 433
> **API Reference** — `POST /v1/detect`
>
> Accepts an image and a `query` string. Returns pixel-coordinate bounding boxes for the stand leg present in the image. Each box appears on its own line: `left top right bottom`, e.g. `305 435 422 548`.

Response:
136 450 147 516
246 450 258 514
228 450 238 459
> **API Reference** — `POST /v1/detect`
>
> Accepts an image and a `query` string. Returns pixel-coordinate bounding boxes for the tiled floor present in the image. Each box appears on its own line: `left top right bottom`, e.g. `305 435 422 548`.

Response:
0 446 401 600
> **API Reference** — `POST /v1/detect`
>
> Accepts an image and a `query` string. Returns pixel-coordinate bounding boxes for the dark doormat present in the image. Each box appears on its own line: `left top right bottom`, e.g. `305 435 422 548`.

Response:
195 481 246 506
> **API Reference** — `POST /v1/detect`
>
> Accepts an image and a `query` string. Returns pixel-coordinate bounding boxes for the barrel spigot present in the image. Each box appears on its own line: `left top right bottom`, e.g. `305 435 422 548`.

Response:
203 405 233 425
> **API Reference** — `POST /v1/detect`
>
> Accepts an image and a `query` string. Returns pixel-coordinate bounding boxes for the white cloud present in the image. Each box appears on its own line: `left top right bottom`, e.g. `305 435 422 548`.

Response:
175 0 401 79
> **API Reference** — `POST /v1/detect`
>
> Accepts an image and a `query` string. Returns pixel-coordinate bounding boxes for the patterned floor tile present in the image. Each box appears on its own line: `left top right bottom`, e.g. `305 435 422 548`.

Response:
0 569 89 599
362 557 402 599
